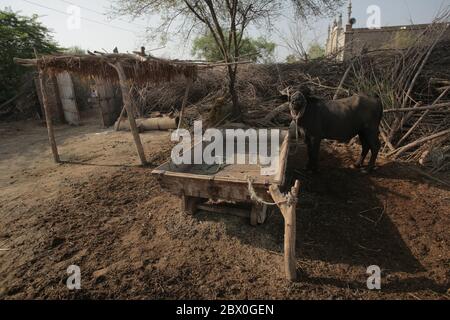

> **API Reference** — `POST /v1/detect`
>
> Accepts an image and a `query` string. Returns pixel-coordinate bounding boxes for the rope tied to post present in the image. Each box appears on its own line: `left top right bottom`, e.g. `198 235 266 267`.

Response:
247 176 298 207
291 109 301 142
247 176 278 206
288 91 306 143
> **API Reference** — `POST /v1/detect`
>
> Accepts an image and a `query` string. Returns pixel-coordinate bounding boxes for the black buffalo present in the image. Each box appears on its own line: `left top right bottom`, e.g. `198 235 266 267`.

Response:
282 87 383 173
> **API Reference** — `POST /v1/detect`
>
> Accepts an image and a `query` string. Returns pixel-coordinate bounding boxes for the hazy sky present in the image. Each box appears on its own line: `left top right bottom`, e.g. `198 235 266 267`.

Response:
1 0 449 61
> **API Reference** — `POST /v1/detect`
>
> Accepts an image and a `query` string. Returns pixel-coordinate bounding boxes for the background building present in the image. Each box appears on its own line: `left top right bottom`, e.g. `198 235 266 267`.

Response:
326 1 450 61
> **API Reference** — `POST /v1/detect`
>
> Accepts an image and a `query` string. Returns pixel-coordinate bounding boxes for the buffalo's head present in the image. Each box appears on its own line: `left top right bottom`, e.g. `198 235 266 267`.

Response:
280 86 310 117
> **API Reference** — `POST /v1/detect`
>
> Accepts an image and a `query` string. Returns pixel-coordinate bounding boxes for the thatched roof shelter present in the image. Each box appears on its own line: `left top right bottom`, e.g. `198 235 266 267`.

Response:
15 53 198 84
14 51 250 166
14 52 207 165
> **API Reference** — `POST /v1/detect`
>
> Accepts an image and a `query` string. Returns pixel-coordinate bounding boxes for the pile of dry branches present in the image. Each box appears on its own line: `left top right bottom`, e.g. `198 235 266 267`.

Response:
348 21 450 172
134 60 347 124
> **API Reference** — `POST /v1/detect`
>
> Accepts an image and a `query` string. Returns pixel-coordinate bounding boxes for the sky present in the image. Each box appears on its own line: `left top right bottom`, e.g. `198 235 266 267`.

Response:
1 0 449 61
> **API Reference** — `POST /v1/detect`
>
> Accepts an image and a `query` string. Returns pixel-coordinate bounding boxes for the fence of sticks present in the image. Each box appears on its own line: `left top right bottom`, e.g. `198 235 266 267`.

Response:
132 20 450 173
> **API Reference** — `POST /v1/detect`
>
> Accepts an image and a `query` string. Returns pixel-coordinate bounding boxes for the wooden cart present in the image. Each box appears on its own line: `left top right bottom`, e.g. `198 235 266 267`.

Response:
153 129 301 281
152 130 290 225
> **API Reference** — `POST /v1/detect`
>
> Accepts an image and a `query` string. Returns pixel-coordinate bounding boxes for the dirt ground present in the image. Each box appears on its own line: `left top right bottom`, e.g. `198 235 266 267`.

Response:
0 119 449 300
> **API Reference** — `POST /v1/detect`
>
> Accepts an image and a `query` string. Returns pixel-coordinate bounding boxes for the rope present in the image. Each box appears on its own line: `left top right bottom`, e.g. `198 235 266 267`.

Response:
289 101 305 157
288 91 306 143
291 110 301 142
246 177 298 207
247 176 278 206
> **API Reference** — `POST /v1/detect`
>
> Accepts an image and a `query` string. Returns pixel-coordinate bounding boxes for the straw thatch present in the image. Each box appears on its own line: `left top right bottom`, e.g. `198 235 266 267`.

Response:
15 53 198 84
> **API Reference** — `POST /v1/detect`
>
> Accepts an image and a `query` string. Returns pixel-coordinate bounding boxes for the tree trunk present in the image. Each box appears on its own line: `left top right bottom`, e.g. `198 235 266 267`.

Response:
227 65 241 121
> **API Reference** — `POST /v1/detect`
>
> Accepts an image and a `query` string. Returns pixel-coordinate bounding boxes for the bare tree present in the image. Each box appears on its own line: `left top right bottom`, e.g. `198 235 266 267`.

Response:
112 0 343 121
277 19 310 61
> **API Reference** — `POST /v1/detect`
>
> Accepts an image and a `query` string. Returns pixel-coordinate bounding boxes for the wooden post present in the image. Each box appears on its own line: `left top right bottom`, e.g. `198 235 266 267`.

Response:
250 203 268 226
181 193 201 215
333 60 353 100
177 77 193 131
114 105 127 131
38 70 60 163
113 62 147 165
250 204 259 226
269 180 300 281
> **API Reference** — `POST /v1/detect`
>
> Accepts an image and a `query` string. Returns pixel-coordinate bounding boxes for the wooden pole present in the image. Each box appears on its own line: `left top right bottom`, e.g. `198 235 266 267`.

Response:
389 129 450 159
114 105 127 131
396 87 450 148
269 180 300 281
113 62 147 165
333 60 353 100
38 70 60 163
383 102 450 113
177 77 193 131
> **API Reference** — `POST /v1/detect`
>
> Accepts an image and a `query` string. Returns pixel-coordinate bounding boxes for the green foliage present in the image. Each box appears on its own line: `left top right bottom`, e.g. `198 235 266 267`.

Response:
64 46 85 55
0 9 60 104
307 42 325 60
286 42 325 63
285 54 299 63
192 33 276 63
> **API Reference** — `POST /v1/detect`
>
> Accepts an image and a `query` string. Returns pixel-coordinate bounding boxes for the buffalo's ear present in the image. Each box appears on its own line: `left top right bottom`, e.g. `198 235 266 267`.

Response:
301 85 312 98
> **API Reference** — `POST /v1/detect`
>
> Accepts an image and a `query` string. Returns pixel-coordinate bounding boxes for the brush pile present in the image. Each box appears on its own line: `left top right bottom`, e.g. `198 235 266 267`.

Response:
349 21 450 172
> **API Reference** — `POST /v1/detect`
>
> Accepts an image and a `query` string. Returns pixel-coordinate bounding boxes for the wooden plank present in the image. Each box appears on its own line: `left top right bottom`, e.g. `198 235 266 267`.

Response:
157 175 268 203
197 204 250 219
152 130 290 187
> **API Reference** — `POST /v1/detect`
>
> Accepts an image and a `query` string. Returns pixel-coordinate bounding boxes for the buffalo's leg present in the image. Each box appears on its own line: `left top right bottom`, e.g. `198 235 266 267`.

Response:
305 135 314 170
367 132 381 172
355 133 370 168
310 137 322 172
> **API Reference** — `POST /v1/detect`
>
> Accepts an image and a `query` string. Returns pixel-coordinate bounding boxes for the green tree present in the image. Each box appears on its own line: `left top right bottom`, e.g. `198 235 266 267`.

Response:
64 46 85 55
307 42 325 60
286 54 299 63
0 9 59 104
113 0 343 120
192 33 275 63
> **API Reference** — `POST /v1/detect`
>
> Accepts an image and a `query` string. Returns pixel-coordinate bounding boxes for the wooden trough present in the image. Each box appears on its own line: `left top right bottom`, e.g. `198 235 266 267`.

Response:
152 130 300 281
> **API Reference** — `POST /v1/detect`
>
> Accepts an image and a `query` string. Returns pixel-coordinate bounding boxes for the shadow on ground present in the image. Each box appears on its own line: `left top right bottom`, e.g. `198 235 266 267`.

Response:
195 142 449 295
